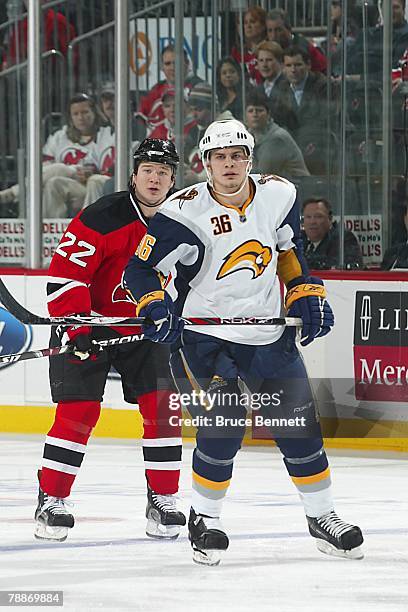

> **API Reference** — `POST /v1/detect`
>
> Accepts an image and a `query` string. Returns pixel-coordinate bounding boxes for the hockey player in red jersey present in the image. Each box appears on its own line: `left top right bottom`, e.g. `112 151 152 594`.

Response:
34 139 185 542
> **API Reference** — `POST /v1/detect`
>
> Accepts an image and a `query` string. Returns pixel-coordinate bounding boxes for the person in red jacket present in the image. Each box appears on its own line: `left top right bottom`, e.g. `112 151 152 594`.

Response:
149 90 196 142
231 6 267 85
2 0 76 69
266 8 327 75
136 44 202 135
34 139 185 542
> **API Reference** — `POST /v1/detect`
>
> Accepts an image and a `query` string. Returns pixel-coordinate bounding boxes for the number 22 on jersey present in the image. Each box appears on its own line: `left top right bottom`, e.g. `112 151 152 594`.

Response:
55 231 96 268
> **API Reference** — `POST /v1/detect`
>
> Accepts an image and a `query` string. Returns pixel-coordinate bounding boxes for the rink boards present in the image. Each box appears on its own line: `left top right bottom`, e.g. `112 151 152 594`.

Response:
1 269 408 452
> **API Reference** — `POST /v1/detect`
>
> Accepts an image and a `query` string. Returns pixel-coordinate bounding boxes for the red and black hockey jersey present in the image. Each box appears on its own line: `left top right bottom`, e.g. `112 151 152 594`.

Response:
47 191 149 336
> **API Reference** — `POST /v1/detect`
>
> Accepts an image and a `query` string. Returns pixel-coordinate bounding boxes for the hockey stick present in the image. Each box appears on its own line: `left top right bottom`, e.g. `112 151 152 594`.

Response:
0 277 302 327
0 332 144 366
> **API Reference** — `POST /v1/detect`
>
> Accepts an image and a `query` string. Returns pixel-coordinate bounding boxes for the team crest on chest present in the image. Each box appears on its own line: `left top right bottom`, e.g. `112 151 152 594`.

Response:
216 240 272 280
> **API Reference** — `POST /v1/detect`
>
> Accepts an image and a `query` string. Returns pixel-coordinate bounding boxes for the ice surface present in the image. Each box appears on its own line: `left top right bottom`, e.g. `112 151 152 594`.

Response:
0 437 407 612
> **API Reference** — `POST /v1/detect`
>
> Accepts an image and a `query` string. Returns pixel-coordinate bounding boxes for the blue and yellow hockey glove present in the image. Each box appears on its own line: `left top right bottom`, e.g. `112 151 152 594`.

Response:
136 291 184 343
285 276 334 346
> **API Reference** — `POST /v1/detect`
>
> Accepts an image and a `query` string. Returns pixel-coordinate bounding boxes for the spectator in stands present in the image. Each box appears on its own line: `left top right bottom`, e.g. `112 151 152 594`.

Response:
231 6 267 85
327 0 360 77
302 197 363 269
281 46 337 173
346 0 408 84
245 90 309 178
1 0 76 69
41 93 113 217
149 90 196 142
0 93 112 217
254 40 297 131
136 44 202 135
216 56 244 120
381 204 408 269
266 8 327 74
184 82 233 185
99 84 115 127
281 46 329 124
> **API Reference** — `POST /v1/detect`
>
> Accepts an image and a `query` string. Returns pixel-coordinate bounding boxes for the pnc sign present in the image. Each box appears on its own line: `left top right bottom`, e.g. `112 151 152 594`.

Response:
129 31 153 77
128 17 220 90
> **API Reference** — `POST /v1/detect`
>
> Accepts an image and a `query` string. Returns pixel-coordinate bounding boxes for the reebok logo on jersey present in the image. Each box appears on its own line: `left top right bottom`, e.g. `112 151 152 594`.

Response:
216 240 272 280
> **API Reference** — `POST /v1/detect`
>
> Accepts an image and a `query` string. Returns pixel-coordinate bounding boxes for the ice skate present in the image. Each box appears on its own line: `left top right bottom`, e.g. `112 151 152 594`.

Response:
188 507 229 566
34 475 74 542
307 510 364 559
145 485 186 539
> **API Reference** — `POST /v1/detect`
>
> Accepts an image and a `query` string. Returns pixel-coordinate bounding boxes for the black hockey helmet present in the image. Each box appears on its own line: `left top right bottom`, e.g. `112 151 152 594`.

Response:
133 138 179 175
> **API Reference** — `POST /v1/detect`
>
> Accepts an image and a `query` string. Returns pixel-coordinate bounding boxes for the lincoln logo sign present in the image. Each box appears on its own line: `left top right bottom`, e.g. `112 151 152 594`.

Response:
354 291 408 401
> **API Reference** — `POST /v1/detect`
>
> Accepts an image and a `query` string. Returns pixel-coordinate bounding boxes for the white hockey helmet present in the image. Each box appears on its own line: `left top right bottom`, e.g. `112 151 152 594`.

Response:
199 119 254 162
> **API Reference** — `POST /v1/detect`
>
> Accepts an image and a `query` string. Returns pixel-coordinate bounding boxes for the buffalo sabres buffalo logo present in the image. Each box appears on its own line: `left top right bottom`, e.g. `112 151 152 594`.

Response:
216 240 272 280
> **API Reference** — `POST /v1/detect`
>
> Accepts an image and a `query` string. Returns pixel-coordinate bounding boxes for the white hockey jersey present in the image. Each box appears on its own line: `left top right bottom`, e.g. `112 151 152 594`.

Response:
125 175 304 345
42 125 97 166
87 126 115 175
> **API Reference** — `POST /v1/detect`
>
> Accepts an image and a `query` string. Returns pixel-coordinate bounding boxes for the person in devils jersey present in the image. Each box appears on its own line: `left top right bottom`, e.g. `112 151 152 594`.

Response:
35 139 185 542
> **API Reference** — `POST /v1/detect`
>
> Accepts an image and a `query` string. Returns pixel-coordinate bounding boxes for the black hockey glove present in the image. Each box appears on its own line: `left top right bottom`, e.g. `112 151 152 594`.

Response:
69 331 101 360
60 317 101 360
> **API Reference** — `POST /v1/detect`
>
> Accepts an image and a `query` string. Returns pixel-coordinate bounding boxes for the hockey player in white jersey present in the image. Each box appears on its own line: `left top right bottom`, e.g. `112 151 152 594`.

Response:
124 119 363 565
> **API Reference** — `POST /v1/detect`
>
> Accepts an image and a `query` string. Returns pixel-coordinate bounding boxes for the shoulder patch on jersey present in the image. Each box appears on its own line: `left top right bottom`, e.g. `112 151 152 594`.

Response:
79 191 139 235
170 188 199 208
216 240 273 280
258 174 288 185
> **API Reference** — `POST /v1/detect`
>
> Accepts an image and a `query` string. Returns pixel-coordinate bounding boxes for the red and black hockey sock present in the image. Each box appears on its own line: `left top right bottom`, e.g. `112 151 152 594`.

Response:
40 400 101 498
138 390 182 495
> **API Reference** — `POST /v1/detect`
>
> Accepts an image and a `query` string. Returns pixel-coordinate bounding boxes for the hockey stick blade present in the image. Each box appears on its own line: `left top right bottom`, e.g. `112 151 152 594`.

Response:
0 276 45 324
0 332 145 366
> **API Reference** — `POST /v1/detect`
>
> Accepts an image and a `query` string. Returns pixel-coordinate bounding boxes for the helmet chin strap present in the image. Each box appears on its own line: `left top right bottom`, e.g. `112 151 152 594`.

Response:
206 159 252 198
137 198 163 208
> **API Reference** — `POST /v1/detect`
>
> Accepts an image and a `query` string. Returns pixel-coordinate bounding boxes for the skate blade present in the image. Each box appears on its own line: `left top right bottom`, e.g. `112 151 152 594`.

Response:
192 548 222 566
316 539 364 560
146 518 180 540
34 521 69 542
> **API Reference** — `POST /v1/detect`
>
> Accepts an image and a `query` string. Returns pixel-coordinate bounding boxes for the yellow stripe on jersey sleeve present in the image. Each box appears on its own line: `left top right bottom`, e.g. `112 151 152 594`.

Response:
135 290 165 315
276 249 303 286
